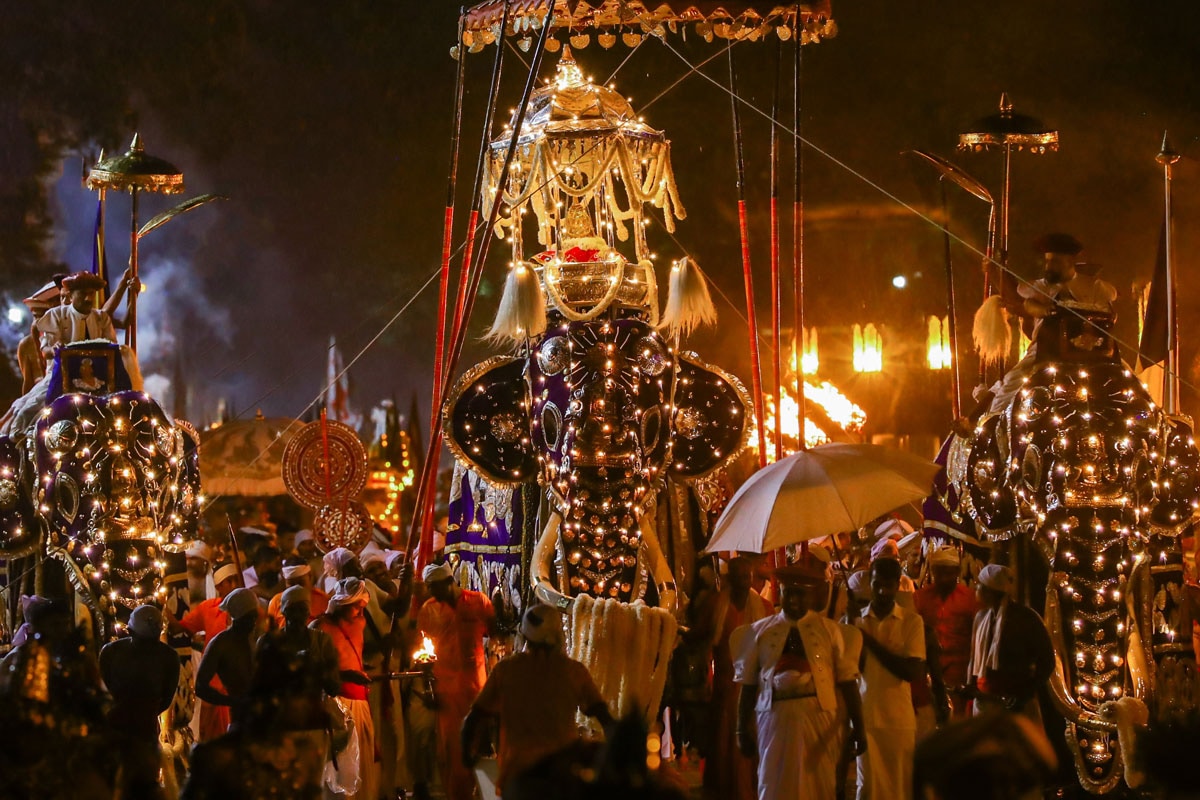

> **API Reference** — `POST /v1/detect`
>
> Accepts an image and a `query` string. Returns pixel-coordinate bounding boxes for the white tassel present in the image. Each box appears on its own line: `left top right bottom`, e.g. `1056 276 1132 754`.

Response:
972 294 1011 367
658 257 716 339
486 263 546 344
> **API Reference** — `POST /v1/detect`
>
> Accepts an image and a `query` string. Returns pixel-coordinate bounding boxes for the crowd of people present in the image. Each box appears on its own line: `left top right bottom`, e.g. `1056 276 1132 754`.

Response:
5 513 1200 799
669 519 1061 800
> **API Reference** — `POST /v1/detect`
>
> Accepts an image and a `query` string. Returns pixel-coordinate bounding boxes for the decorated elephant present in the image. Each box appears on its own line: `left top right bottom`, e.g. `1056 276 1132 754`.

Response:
0 341 201 639
434 47 758 720
946 308 1200 792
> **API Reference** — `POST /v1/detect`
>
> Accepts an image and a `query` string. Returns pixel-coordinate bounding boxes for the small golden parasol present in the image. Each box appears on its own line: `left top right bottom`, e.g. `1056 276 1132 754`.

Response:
958 92 1059 155
956 93 1059 319
86 134 185 353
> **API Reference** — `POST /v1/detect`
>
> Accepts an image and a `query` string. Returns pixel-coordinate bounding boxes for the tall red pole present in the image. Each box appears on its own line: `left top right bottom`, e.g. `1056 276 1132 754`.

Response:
728 47 768 468
430 10 469 444
792 19 808 450
769 39 783 462
409 4 552 573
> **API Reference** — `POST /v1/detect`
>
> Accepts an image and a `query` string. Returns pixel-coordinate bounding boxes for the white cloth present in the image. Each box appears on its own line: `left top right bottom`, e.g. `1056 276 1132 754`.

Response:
856 603 924 731
324 696 376 800
36 305 116 351
968 600 1007 678
855 604 924 800
735 610 860 715
756 695 841 800
241 566 259 589
857 727 915 800
736 611 858 800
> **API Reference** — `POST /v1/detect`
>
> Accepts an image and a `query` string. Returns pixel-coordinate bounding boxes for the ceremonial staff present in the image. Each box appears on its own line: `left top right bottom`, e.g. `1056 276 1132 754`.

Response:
1157 132 1181 414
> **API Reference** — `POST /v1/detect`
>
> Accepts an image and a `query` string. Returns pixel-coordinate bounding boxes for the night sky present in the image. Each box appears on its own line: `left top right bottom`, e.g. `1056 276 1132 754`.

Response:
3 1 1200 435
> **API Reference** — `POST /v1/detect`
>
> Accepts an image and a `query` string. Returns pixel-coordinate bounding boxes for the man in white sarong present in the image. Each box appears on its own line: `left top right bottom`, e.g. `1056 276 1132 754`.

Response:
854 558 926 800
735 559 865 800
1 269 137 437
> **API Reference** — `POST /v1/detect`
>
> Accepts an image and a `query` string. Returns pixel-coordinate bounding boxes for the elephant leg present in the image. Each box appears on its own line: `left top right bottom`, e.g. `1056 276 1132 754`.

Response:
531 510 571 609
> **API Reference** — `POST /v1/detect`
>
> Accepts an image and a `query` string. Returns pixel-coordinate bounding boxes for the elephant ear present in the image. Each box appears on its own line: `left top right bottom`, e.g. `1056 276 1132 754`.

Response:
443 356 536 488
668 352 752 482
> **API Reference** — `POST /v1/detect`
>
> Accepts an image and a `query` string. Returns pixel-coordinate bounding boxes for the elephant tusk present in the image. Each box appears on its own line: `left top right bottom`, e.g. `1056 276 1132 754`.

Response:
531 510 572 610
639 500 678 614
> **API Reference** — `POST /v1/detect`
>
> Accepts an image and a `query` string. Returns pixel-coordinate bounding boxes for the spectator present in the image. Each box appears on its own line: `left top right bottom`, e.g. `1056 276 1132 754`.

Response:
99 605 180 799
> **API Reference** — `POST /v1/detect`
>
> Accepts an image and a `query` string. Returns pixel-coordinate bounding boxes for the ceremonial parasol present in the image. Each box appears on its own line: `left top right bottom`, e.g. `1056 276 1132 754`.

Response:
957 93 1057 276
198 416 299 496
703 443 940 553
458 1 835 52
87 133 184 353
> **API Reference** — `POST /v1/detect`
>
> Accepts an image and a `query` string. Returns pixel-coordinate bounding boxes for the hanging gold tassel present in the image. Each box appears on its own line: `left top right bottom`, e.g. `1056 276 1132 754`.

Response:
972 294 1011 367
486 263 546 345
658 257 716 339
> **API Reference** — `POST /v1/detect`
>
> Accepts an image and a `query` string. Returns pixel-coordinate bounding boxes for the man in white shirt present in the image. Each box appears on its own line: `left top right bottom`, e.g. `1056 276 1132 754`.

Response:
1 269 136 437
36 269 136 353
855 557 926 800
735 559 866 800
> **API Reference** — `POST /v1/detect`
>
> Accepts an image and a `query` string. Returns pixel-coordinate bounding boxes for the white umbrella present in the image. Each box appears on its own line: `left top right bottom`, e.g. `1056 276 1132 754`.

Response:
703 443 940 554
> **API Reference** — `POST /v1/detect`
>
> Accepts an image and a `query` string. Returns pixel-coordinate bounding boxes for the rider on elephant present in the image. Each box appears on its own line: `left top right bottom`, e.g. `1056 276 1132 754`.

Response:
955 234 1118 435
0 269 139 437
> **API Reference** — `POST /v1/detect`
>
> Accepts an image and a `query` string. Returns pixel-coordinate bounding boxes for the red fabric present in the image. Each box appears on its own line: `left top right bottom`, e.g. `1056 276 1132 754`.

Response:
339 682 369 701
913 583 980 688
180 597 229 639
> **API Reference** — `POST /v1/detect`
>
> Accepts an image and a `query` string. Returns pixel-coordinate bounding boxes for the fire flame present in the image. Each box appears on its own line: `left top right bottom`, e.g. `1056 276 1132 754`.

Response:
413 635 437 663
753 380 867 456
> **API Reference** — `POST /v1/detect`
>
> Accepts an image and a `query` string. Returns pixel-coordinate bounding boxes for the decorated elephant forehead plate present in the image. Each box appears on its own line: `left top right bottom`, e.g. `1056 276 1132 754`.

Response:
282 419 369 508
529 319 674 477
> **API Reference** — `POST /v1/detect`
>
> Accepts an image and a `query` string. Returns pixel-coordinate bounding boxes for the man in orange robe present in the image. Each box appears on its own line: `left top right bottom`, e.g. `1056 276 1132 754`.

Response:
416 562 495 800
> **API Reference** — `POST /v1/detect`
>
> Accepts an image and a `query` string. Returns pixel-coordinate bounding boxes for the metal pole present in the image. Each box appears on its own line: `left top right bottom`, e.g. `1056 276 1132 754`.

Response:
127 187 139 352
1158 132 1181 414
792 20 807 450
769 38 783 461
940 180 962 419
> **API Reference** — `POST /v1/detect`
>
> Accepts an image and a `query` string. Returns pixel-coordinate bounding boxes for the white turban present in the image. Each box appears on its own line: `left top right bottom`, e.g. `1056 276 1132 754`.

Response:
361 550 387 569
294 529 314 545
847 570 871 601
874 518 914 540
871 537 901 562
520 604 564 647
323 547 358 579
213 564 240 586
282 563 311 580
384 550 406 570
977 564 1014 593
128 605 164 639
328 577 370 610
422 562 453 584
928 547 961 568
